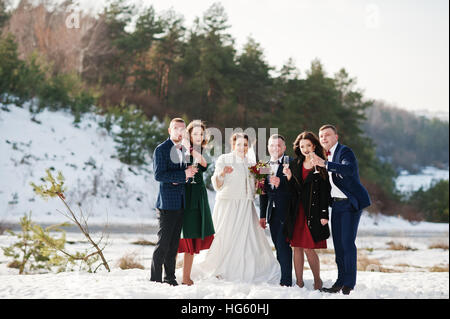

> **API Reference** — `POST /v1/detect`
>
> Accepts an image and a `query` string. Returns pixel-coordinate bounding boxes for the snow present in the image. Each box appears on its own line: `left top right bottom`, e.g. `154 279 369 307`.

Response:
0 103 448 299
396 166 449 194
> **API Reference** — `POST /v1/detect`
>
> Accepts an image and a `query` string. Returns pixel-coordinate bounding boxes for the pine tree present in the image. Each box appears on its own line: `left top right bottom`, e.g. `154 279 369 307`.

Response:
0 0 10 29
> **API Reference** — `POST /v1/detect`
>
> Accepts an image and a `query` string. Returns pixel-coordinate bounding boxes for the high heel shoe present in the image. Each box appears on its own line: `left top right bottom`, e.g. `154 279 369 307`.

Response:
296 280 304 288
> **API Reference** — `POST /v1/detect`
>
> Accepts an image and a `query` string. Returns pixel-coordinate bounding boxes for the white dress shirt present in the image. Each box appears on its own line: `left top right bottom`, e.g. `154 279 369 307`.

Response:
269 155 283 178
269 155 283 205
327 143 348 199
170 139 184 167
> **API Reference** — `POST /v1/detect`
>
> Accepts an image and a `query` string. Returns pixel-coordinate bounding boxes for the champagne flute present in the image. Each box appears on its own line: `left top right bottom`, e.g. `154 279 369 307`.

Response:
310 151 319 174
282 155 289 176
190 157 199 184
269 166 276 189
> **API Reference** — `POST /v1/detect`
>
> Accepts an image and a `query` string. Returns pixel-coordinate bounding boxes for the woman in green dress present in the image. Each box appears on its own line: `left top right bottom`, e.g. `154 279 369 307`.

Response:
178 120 215 285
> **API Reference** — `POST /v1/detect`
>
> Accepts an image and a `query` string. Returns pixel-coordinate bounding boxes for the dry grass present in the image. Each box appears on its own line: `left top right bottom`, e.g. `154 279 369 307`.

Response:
117 253 145 270
428 243 449 250
357 254 396 273
131 239 156 246
429 264 449 272
386 241 418 251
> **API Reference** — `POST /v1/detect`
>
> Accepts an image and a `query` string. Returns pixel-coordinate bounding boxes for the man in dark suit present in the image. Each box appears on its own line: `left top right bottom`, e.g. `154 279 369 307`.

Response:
311 125 371 295
259 134 293 287
150 118 198 285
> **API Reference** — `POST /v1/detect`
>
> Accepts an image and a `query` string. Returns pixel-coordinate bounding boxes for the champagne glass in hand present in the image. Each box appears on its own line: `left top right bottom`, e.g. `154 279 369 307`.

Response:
310 152 319 174
282 156 289 176
190 158 199 184
269 167 276 189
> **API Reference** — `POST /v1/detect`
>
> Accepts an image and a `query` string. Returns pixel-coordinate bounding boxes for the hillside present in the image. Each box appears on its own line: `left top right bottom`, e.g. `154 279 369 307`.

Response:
0 101 161 226
364 101 449 173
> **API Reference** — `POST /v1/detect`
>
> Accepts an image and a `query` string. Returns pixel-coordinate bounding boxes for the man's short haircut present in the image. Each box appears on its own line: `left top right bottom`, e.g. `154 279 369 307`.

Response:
269 134 286 142
169 117 185 127
319 124 337 134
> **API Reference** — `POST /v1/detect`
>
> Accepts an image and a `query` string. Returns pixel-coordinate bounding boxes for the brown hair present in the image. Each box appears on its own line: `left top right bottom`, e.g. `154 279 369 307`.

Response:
319 124 337 134
293 131 328 180
230 133 249 150
185 120 208 149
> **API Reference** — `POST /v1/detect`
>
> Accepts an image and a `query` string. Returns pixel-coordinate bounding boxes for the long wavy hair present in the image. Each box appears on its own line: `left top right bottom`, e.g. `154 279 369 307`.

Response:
185 119 209 150
293 131 328 180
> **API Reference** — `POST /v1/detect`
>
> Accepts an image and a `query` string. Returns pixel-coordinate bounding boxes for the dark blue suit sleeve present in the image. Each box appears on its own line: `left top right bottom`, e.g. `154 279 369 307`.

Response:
154 146 187 183
326 147 357 176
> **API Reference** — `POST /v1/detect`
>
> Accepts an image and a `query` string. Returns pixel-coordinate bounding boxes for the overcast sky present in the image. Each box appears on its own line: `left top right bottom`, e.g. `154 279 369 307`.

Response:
12 0 450 113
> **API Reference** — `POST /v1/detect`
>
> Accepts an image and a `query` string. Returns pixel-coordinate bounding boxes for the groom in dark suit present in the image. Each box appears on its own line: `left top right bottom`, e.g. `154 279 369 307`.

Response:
150 118 198 286
259 134 293 287
311 124 371 295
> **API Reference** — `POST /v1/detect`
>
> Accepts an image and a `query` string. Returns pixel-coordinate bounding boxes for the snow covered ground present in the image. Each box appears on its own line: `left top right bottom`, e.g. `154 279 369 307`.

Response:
0 228 447 299
396 166 449 194
0 103 448 299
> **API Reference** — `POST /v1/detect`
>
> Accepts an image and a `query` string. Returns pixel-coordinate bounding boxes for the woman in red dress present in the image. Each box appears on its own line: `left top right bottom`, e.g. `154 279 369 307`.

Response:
283 131 331 290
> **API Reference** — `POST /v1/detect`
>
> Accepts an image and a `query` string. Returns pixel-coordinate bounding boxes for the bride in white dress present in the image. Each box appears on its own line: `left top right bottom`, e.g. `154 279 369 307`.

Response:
197 133 280 284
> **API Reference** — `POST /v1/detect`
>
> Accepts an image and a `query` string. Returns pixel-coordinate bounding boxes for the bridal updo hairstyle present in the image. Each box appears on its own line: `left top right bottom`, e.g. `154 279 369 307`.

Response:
230 133 249 150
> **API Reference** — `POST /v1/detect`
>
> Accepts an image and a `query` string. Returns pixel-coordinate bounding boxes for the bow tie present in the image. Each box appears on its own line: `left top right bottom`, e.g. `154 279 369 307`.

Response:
270 160 281 165
176 145 183 151
326 151 331 156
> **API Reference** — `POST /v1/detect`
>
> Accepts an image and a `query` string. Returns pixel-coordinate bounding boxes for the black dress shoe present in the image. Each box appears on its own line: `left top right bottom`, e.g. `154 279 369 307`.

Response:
163 280 179 286
342 286 353 295
320 283 343 293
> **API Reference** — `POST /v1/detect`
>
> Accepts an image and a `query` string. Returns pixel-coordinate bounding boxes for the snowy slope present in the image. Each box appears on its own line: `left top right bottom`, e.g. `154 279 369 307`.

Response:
0 103 161 226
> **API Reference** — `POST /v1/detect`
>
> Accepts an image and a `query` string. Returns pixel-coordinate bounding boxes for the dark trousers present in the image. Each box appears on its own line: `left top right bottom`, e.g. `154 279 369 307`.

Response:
150 208 184 283
330 200 362 289
269 209 293 286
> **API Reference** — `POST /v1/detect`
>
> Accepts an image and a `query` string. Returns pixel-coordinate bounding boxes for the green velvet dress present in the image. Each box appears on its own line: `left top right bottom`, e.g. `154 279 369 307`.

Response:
178 155 215 254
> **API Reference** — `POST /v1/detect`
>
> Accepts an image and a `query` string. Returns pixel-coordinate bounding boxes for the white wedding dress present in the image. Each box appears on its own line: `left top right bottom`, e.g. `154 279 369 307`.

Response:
195 152 281 284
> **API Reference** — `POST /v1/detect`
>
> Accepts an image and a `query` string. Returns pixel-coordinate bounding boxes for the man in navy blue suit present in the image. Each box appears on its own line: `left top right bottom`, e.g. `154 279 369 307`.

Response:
259 134 293 286
150 118 198 286
311 125 371 295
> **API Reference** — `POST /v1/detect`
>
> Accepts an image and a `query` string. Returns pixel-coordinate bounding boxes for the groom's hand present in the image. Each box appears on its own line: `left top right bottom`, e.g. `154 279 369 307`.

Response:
311 153 326 167
269 176 280 188
259 218 267 229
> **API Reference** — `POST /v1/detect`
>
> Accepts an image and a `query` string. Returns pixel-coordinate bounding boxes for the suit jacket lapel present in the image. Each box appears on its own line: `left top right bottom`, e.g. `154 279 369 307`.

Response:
331 143 342 182
332 143 341 163
276 161 283 177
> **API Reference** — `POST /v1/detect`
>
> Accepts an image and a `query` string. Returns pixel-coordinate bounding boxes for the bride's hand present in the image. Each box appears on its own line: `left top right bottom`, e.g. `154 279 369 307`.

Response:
221 166 234 177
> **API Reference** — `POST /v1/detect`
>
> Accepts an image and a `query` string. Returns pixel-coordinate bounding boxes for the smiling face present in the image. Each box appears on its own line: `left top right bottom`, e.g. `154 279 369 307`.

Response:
234 137 249 158
299 138 316 157
268 137 286 160
319 127 338 151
